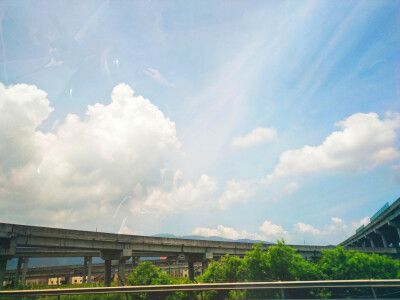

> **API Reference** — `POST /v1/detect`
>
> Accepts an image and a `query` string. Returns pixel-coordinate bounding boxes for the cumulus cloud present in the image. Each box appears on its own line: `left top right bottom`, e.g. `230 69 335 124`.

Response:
192 220 287 242
0 83 53 172
294 222 321 235
132 171 218 215
231 127 277 148
192 217 367 245
351 216 370 229
292 217 369 244
192 225 264 241
1 83 212 227
259 221 288 237
270 112 400 178
143 67 175 88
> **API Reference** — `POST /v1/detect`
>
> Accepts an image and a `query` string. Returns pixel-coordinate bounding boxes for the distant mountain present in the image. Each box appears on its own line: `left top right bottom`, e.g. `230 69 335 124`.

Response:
152 233 273 244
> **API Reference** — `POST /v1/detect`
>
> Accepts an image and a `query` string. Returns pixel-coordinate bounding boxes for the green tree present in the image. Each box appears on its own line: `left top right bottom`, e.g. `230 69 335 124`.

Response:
126 261 197 300
319 246 400 280
318 246 400 298
243 243 270 282
266 240 321 281
201 254 246 300
244 240 322 299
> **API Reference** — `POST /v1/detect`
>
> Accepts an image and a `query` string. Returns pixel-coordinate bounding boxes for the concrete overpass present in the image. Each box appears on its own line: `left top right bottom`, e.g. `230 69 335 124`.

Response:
4 259 198 282
340 197 400 248
1 222 397 289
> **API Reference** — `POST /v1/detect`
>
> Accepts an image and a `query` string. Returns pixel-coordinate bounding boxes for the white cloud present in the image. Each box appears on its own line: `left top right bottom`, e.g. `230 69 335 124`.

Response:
190 216 372 245
0 83 194 226
294 222 321 235
286 181 300 193
351 216 370 229
258 221 288 237
192 225 263 241
215 180 256 210
292 217 367 244
270 112 400 178
231 127 277 148
119 225 144 236
132 171 218 215
192 220 287 242
143 67 175 88
0 83 53 172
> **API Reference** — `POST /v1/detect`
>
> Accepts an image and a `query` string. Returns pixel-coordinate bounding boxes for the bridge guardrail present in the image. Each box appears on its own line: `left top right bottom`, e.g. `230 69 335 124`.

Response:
1 279 400 297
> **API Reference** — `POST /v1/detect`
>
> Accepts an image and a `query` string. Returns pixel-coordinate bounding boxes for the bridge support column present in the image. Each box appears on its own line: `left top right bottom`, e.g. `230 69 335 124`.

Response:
388 220 400 246
381 235 388 248
83 256 88 284
13 257 23 287
118 259 127 286
185 252 213 281
104 259 112 287
365 235 375 248
87 257 93 284
188 261 194 281
101 249 131 287
375 230 388 248
21 257 29 285
0 258 7 291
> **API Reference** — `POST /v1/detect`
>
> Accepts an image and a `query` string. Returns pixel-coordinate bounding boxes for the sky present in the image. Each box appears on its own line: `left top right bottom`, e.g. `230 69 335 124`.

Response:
0 0 399 246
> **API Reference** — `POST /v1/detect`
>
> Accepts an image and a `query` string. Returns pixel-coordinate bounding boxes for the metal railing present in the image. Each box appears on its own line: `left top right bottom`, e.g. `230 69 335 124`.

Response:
1 279 400 297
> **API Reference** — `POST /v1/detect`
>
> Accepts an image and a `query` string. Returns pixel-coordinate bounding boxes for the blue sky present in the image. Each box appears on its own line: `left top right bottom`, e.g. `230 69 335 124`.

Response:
0 0 399 245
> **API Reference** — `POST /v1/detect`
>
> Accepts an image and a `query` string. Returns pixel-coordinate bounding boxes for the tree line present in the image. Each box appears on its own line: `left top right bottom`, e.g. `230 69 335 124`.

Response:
126 240 400 299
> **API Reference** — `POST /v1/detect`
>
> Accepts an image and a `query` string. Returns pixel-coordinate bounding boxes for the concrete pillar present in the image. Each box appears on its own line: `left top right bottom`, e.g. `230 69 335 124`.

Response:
0 258 7 291
101 249 131 287
388 221 400 246
14 257 23 287
87 257 93 284
365 235 375 248
370 238 375 248
104 259 112 287
381 235 388 248
83 256 88 284
375 230 388 248
188 261 194 281
202 261 208 274
21 257 29 285
118 259 126 286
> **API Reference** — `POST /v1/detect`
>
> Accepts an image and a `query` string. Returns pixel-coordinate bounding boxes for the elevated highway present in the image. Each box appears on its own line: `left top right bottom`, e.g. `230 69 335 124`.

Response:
1 222 397 289
340 197 400 248
4 259 197 282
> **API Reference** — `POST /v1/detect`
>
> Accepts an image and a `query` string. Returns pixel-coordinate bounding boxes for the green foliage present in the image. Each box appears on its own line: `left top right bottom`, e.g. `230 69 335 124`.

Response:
318 246 400 280
6 245 400 300
127 261 172 286
317 246 400 298
266 239 321 281
201 254 246 299
243 240 322 299
243 243 270 281
126 261 197 300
